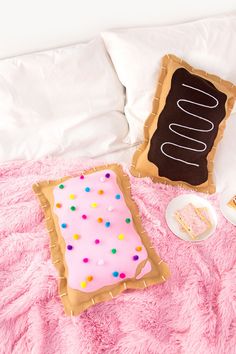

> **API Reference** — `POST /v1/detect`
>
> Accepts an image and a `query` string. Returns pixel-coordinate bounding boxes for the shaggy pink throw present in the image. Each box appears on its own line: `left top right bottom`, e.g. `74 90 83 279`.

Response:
0 159 235 354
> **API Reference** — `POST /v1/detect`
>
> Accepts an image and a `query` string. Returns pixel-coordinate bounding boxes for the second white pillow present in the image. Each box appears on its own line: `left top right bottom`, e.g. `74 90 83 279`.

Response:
102 15 236 144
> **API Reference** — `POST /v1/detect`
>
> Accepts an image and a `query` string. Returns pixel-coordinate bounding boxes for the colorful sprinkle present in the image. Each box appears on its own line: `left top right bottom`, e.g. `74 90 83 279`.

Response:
61 223 67 228
81 281 87 288
97 259 104 266
59 184 64 189
69 194 75 199
100 177 105 182
120 273 126 279
107 206 114 212
136 246 142 252
133 255 139 261
111 248 117 254
115 194 121 200
98 189 104 195
70 206 76 211
73 234 80 240
97 217 103 223
112 271 119 277
125 218 131 224
105 173 110 178
82 214 87 219
56 203 62 208
67 245 73 250
87 275 93 282
91 202 97 208
118 234 124 240
85 187 90 192
95 239 100 244
83 258 89 263
105 221 111 228
80 175 84 180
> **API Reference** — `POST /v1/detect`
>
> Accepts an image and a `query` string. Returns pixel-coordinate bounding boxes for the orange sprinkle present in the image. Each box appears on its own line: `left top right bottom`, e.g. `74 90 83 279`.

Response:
98 190 104 195
136 246 142 252
56 203 62 208
97 217 103 223
87 275 93 282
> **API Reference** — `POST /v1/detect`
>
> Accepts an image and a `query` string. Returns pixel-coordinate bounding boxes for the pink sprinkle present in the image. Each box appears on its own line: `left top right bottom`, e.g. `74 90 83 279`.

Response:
82 214 87 219
80 175 84 179
83 258 89 263
95 239 100 244
120 273 126 279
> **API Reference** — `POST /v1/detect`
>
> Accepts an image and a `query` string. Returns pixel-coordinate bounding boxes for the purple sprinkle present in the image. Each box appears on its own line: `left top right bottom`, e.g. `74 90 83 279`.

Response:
133 255 139 261
67 245 73 251
105 173 110 178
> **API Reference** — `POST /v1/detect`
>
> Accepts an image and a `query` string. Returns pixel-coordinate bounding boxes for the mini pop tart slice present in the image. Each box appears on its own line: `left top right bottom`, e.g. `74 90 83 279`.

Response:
33 164 170 316
227 195 236 210
175 203 212 240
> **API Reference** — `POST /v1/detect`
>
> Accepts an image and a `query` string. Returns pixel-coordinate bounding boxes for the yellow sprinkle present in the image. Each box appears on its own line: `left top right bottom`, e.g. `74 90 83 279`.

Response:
91 202 98 208
87 275 93 282
69 194 75 199
118 234 124 240
81 281 87 288
73 234 80 240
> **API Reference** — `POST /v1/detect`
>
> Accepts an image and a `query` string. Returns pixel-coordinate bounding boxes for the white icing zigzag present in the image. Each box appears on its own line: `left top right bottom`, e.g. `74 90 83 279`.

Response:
160 84 219 167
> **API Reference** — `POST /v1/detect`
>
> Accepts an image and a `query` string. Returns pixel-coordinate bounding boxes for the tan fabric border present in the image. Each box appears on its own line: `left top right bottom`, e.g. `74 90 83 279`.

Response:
33 164 170 316
131 54 236 194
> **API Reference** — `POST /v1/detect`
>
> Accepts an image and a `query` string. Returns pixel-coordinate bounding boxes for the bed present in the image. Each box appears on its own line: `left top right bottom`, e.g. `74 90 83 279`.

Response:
0 2 236 353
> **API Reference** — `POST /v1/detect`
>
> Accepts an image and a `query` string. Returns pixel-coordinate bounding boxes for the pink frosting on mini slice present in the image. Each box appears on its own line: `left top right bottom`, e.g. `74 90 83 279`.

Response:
177 203 209 236
53 170 148 292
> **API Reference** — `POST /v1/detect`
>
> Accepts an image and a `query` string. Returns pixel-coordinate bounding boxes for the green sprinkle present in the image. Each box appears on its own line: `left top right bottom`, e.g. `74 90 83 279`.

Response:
70 206 76 211
59 184 64 189
111 248 117 254
125 218 131 224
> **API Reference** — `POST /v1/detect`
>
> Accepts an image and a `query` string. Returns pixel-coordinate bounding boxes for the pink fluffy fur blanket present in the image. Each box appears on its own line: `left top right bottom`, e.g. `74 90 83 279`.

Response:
0 159 235 354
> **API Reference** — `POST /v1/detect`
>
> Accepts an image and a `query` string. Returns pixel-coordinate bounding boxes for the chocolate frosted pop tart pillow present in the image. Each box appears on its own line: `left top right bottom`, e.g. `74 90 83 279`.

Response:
131 54 236 193
33 164 169 316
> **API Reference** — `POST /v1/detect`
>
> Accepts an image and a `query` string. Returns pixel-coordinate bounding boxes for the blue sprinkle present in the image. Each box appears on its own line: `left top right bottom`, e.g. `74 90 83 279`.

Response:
112 271 119 277
85 187 91 192
105 221 111 228
61 223 67 228
115 194 121 200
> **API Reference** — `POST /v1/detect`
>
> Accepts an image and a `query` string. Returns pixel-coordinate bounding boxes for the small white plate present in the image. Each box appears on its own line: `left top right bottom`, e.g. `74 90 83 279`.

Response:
165 194 217 242
220 188 236 226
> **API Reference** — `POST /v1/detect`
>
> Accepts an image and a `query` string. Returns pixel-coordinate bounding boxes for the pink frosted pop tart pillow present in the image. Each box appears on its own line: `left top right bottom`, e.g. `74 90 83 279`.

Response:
33 164 170 316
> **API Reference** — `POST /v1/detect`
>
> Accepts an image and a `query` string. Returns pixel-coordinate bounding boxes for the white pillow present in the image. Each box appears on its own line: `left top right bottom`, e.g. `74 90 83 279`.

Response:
102 15 236 144
0 38 129 160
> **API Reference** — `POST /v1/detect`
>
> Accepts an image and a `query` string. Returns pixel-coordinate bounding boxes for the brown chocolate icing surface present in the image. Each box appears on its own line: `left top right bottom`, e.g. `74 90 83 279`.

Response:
148 68 227 185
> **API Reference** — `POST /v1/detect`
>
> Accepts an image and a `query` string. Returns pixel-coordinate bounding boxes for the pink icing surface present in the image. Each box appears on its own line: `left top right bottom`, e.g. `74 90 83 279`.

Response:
177 203 209 236
136 260 152 280
53 170 148 292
